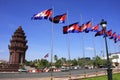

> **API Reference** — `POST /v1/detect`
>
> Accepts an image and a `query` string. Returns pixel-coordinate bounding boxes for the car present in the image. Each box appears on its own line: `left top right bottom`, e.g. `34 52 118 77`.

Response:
60 67 69 72
18 68 28 72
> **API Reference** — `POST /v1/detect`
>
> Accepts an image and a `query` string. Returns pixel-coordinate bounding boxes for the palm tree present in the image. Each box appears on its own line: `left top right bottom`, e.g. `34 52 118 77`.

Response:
54 55 58 62
61 57 67 66
54 59 62 68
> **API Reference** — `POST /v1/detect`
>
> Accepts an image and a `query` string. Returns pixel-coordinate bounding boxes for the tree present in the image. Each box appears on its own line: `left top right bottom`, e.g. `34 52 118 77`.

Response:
61 57 67 65
94 56 107 68
54 59 62 68
54 55 58 62
78 58 85 68
38 59 50 68
71 58 78 66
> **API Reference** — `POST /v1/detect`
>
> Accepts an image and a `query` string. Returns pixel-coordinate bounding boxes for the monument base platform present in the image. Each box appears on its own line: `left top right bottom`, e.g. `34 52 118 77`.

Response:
0 64 19 72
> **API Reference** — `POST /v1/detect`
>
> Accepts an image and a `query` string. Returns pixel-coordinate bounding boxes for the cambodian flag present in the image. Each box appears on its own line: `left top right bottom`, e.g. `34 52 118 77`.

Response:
49 13 66 24
91 24 99 32
109 32 117 39
84 21 92 33
95 29 104 37
32 9 52 20
85 21 92 28
63 26 69 34
107 30 112 37
81 24 87 31
117 34 120 41
68 22 79 33
79 25 84 32
63 22 79 34
114 34 120 43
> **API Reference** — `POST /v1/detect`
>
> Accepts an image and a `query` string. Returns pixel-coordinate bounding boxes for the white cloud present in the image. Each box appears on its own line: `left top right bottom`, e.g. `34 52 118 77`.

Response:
85 47 94 51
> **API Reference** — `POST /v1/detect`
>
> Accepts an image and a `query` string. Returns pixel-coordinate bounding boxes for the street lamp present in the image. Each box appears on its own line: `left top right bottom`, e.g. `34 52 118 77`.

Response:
100 19 112 80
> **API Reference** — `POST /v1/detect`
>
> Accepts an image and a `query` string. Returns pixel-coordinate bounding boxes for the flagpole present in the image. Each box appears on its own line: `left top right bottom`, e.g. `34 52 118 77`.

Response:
82 32 87 78
80 15 86 78
91 18 98 76
50 6 54 80
67 27 71 79
66 10 71 79
93 33 98 76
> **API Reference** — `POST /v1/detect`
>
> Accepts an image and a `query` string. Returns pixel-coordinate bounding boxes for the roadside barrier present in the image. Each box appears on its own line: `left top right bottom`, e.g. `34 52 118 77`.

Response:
53 68 60 72
29 69 40 73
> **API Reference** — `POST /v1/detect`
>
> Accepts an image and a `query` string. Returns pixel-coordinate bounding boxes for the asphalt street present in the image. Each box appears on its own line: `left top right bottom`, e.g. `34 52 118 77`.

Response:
0 68 105 79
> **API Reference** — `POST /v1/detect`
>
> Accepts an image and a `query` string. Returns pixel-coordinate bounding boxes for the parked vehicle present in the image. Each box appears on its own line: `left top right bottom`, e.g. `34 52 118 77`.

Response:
18 68 28 72
60 67 69 72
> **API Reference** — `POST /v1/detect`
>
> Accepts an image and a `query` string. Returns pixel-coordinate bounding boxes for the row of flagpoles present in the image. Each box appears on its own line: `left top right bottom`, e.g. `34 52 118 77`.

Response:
31 8 120 79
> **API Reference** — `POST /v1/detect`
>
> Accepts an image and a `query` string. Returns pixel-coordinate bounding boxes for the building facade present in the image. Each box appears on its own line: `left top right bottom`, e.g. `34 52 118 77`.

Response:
109 52 120 67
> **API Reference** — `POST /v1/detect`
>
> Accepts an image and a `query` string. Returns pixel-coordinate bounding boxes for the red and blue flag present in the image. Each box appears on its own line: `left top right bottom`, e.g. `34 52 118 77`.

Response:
84 21 92 33
117 34 120 41
95 29 104 37
91 24 99 32
49 13 66 24
109 32 117 39
107 30 112 37
63 22 79 34
32 9 52 20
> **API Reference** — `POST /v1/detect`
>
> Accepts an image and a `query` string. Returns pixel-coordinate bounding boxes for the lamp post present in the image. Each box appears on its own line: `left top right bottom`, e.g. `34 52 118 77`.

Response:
100 19 112 80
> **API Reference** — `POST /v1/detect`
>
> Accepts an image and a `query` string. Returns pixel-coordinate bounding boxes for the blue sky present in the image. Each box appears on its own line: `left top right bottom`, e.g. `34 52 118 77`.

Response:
0 0 120 61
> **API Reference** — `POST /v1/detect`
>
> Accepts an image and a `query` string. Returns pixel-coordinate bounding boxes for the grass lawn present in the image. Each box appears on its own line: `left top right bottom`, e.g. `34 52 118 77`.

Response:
81 73 120 80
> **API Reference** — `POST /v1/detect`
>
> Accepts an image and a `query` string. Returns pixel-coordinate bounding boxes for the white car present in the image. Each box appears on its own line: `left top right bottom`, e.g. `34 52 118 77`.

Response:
18 68 28 72
60 67 69 72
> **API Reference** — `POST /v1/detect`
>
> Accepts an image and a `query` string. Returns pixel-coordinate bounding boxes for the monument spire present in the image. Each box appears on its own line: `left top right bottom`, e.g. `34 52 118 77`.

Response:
8 26 28 64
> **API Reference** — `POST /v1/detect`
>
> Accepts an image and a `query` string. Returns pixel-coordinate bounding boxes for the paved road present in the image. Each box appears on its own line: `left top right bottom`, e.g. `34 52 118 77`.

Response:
0 68 105 79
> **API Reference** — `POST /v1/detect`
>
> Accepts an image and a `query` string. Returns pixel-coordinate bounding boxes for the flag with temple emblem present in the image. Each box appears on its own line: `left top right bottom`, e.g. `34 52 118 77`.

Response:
84 21 92 33
31 9 52 20
79 25 84 32
63 22 79 34
85 21 92 28
107 30 112 37
114 34 120 43
91 24 99 32
95 29 104 37
109 32 117 39
80 24 87 31
49 13 66 24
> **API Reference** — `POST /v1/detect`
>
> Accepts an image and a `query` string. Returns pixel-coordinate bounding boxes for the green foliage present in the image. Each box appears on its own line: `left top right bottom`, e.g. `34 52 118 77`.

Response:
24 55 109 69
93 56 107 68
71 58 78 66
37 59 50 68
54 59 62 68
54 55 58 61
78 58 85 67
24 59 50 68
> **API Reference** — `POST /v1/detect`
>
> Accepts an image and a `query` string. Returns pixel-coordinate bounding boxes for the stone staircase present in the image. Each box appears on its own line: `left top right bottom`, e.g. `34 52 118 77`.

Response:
0 64 19 72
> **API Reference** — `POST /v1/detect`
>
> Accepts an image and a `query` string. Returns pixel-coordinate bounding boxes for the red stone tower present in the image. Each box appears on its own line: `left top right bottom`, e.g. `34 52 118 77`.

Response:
8 26 28 64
